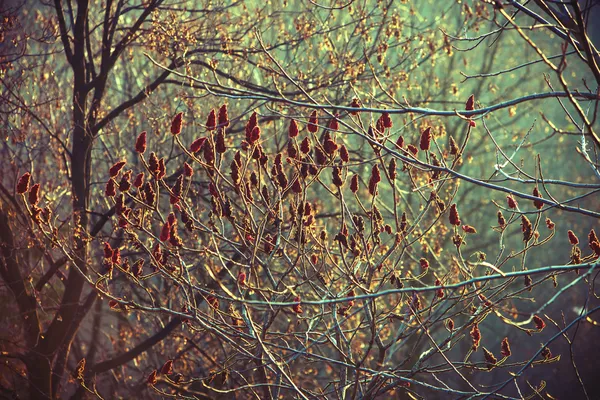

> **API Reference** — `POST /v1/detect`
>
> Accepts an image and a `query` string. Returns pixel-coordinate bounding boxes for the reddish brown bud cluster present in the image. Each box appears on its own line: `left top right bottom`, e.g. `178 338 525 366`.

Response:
350 174 359 194
147 370 158 386
17 172 31 194
395 135 404 150
447 318 455 331
105 179 117 198
521 215 533 242
328 114 339 131
171 112 183 135
323 133 338 155
501 337 511 357
545 217 555 230
532 187 544 209
237 270 247 286
541 347 552 360
218 104 229 127
339 144 349 163
190 137 207 153
388 159 397 181
533 315 546 331
215 130 226 154
368 165 381 196
136 131 147 154
349 98 361 115
462 225 477 234
161 359 174 375
497 211 506 228
407 144 418 156
470 323 481 351
380 112 392 129
109 161 126 178
292 295 303 314
506 195 518 209
419 127 432 151
419 258 429 271
567 230 579 245
589 229 600 257
435 279 444 298
465 94 475 111
206 109 217 131
449 136 460 156
307 111 318 133
289 119 299 138
332 166 343 187
449 204 460 226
